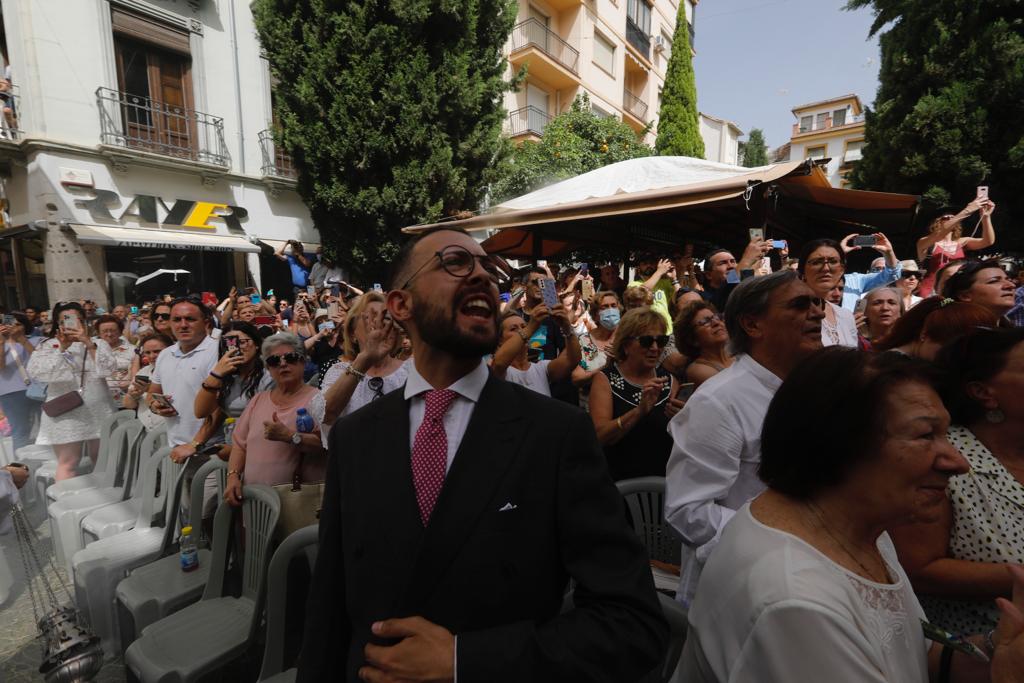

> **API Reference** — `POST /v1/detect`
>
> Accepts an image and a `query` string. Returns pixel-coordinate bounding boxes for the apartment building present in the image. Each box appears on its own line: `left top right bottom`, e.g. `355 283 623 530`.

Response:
0 0 317 310
787 94 866 188
505 0 698 146
699 112 741 165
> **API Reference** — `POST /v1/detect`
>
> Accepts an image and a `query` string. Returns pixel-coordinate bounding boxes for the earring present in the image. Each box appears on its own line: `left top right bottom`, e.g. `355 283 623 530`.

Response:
986 408 1006 424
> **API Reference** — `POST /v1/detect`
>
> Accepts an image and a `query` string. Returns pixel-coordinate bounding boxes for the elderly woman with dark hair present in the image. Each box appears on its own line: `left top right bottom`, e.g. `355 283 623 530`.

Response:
798 238 859 347
681 348 1024 683
942 259 1017 321
224 332 326 506
674 300 732 387
855 286 904 349
892 328 1024 637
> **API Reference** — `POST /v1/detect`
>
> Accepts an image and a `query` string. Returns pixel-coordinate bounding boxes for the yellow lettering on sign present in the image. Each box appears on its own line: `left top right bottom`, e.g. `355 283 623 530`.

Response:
183 202 229 230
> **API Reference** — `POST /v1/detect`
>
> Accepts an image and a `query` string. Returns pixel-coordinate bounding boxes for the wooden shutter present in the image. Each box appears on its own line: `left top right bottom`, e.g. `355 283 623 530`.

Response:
111 8 190 56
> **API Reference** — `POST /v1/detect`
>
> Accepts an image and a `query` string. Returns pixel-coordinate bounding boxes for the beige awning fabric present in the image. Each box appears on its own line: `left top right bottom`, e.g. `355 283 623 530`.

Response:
257 238 321 253
66 224 262 253
625 50 650 73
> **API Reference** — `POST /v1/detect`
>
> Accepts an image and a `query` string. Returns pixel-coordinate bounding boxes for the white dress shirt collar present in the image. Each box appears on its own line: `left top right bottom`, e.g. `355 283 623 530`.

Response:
735 353 784 392
404 358 489 404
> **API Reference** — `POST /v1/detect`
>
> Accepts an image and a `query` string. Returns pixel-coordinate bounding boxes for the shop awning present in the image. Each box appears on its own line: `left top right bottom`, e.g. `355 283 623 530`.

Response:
256 238 320 253
66 224 262 253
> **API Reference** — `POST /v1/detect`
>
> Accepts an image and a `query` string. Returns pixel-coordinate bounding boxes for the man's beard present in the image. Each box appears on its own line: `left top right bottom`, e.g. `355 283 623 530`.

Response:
412 291 499 359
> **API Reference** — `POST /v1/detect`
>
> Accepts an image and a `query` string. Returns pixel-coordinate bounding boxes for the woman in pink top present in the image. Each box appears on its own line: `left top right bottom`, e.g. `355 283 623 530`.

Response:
916 198 996 297
224 332 326 505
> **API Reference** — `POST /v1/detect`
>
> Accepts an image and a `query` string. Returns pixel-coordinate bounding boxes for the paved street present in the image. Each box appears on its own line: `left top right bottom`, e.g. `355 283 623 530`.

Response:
0 499 125 682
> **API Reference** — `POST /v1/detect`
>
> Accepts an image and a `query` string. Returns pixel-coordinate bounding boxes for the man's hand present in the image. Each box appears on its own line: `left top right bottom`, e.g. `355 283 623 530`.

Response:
3 464 28 489
149 394 178 417
169 443 196 464
738 238 770 270
360 617 455 683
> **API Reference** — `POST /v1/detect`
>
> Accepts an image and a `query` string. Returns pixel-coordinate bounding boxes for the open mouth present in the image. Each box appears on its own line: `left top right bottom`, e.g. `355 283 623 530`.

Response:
459 295 494 320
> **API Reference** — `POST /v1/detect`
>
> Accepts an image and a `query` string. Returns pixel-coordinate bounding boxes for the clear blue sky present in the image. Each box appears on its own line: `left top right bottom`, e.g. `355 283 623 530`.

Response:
692 0 881 150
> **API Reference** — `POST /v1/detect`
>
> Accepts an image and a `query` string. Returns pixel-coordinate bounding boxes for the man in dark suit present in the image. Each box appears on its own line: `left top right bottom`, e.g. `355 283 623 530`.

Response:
298 227 668 683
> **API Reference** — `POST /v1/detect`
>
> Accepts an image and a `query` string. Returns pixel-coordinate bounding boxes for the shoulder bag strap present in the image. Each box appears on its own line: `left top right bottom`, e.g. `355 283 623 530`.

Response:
78 344 87 392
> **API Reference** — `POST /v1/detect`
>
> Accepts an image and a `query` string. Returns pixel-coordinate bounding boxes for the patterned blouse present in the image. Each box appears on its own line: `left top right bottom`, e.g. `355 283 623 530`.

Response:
919 425 1024 634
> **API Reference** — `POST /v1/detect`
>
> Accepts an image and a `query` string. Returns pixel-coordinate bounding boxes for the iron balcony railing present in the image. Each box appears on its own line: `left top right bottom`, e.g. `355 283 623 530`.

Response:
510 18 580 75
508 105 551 138
626 17 650 58
258 129 297 179
623 89 648 120
0 83 21 141
96 87 229 166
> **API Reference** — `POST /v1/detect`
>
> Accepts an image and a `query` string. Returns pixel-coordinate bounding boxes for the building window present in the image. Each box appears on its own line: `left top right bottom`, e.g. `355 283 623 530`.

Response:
659 31 672 60
111 8 194 158
593 31 615 76
799 115 812 133
806 145 827 161
844 139 864 163
592 103 614 119
815 112 828 130
832 108 847 126
627 0 652 34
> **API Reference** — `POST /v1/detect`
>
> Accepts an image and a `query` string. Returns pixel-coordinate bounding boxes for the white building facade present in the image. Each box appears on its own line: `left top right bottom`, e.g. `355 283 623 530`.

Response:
786 94 866 188
699 112 741 165
505 0 698 146
0 0 317 310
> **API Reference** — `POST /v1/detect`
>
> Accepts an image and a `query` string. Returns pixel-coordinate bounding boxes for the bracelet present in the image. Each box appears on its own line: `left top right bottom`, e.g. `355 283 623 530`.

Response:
209 371 225 380
227 469 242 479
671 279 680 286
188 440 203 451
616 416 624 431
345 366 367 381
200 382 220 393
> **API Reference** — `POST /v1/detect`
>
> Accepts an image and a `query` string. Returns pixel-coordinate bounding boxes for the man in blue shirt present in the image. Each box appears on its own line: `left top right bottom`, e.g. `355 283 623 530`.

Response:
837 232 903 311
275 239 313 292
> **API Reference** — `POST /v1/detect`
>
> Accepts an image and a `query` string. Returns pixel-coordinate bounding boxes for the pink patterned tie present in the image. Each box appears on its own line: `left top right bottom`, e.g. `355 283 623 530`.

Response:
411 389 458 526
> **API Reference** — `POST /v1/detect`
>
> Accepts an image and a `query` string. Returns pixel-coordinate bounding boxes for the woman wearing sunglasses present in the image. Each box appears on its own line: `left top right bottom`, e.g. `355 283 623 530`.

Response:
195 322 272 444
589 307 681 482
224 332 326 506
916 199 996 297
674 300 733 388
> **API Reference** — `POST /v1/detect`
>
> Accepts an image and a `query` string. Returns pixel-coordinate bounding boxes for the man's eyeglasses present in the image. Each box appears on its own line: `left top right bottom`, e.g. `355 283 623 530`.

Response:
783 295 826 311
806 257 842 269
694 314 723 328
403 245 510 289
628 335 670 349
265 352 305 367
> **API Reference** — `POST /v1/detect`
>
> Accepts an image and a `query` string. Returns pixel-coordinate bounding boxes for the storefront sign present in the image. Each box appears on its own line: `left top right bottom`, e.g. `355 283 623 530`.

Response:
66 186 249 233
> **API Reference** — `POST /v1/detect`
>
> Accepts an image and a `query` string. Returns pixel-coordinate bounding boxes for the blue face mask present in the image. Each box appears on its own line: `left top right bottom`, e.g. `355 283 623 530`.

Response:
599 308 621 330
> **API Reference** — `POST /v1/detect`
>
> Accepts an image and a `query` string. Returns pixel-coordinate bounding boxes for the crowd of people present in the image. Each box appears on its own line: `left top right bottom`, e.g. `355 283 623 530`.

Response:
3 197 1024 681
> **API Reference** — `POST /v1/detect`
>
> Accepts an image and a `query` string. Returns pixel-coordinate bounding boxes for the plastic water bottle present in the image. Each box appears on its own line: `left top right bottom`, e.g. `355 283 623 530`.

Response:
295 408 314 435
223 417 236 445
179 526 199 572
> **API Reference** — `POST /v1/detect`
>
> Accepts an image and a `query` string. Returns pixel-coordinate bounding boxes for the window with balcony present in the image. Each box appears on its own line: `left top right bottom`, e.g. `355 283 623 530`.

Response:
799 115 813 133
832 108 847 126
626 0 651 57
593 31 616 76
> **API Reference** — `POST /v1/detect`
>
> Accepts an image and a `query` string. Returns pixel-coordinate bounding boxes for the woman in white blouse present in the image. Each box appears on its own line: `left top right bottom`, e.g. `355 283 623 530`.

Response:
680 348 1024 683
27 303 117 480
797 239 858 347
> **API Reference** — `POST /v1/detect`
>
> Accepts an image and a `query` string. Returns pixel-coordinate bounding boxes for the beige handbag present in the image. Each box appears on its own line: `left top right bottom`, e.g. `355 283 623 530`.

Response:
273 450 324 540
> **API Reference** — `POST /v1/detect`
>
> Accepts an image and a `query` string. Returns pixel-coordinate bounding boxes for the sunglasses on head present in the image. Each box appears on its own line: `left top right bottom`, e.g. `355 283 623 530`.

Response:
265 352 304 367
630 334 670 349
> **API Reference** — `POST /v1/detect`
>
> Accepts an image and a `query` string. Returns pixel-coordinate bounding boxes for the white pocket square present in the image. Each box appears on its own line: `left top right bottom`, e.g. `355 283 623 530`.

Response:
498 502 518 512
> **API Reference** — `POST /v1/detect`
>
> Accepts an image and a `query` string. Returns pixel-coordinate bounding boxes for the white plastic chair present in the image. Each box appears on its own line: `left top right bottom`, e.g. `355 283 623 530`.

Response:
43 411 135 503
125 484 281 682
616 476 683 565
80 426 168 544
258 524 319 682
114 457 227 653
13 444 55 507
72 444 187 659
49 420 145 575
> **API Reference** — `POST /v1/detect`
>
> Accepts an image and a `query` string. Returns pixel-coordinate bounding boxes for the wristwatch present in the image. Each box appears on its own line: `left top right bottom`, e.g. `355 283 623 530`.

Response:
290 432 302 446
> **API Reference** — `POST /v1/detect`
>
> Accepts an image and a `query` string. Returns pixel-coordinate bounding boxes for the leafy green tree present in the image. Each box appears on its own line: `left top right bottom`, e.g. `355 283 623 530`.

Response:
654 6 704 158
491 94 652 203
741 129 768 167
252 0 517 281
846 0 1024 243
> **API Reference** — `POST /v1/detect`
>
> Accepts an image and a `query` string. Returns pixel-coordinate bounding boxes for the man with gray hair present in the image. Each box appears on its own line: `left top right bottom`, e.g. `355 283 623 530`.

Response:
664 270 825 606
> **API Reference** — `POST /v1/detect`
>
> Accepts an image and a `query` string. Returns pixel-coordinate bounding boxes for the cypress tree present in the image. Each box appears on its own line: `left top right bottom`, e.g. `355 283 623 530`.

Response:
252 0 517 281
846 0 1024 247
655 5 704 158
742 129 768 167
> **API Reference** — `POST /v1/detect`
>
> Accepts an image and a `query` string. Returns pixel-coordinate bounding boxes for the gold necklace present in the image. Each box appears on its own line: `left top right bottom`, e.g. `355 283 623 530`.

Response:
807 502 887 583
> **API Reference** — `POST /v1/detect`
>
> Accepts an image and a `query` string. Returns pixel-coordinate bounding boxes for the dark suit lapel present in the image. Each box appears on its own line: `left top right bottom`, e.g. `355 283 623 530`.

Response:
401 377 524 612
363 389 423 565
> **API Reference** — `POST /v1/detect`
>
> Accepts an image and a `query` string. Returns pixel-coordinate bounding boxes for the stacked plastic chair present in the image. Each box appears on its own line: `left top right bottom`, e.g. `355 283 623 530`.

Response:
125 484 281 682
258 525 319 683
49 419 146 576
72 444 187 658
79 426 167 545
114 457 227 652
13 443 56 506
38 410 134 505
